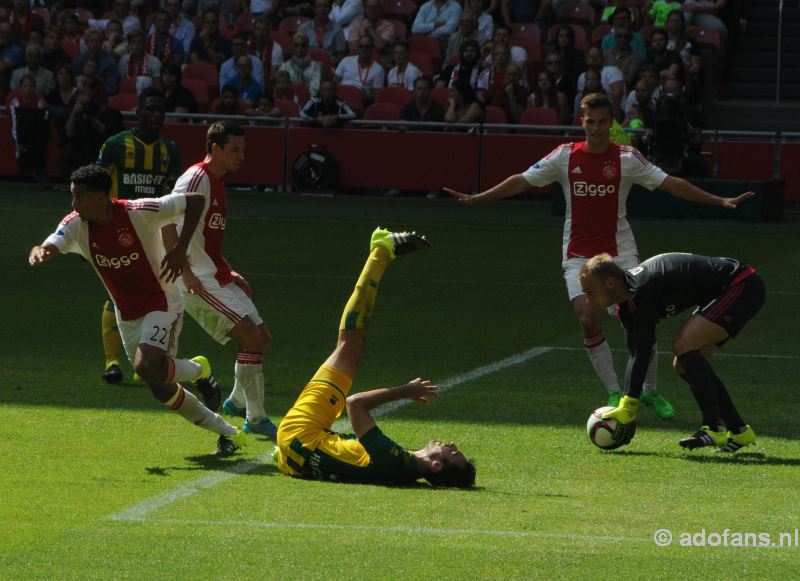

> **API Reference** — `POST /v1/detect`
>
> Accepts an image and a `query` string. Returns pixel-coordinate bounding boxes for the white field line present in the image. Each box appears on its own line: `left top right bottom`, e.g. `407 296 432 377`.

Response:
134 517 651 544
548 346 800 360
107 346 552 523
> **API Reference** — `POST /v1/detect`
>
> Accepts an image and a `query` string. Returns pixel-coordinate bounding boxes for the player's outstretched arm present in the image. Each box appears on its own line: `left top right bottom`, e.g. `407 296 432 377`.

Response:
28 243 59 266
444 174 531 205
160 193 205 282
346 379 439 437
660 176 755 209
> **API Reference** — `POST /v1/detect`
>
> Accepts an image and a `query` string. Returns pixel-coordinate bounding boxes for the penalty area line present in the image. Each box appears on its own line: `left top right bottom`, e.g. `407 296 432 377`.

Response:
132 517 651 544
107 346 552 523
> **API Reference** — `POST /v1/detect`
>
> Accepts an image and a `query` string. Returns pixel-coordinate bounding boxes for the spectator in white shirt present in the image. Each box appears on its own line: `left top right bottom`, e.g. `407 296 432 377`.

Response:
412 0 462 42
334 33 385 104
387 41 422 90
330 0 364 40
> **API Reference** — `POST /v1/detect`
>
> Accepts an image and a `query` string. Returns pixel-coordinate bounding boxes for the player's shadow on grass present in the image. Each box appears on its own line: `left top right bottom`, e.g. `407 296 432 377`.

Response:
144 456 280 477
610 449 800 467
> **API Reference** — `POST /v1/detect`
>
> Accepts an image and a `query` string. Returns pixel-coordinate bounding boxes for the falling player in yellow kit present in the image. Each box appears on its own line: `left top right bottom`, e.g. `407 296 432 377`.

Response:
274 228 476 487
96 88 182 384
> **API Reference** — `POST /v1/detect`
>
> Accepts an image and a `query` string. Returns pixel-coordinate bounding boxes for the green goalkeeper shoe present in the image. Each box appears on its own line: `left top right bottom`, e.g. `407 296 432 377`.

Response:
370 227 431 259
717 425 757 453
640 393 676 419
607 390 621 408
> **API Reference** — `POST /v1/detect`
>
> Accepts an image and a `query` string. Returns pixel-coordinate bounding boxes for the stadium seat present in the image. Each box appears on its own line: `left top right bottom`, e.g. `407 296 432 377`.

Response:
446 52 460 66
546 24 587 51
386 19 407 40
108 93 138 112
234 12 255 34
31 6 50 25
519 107 559 127
275 98 300 116
363 102 402 121
119 77 137 95
688 26 723 52
430 86 450 108
409 35 442 73
375 86 412 106
182 78 211 110
409 52 435 77
279 16 311 35
556 3 597 29
308 48 333 77
515 38 542 66
271 30 292 57
510 22 542 45
483 105 507 125
336 84 364 116
72 7 95 24
291 83 310 106
383 0 418 24
591 23 612 45
183 62 220 88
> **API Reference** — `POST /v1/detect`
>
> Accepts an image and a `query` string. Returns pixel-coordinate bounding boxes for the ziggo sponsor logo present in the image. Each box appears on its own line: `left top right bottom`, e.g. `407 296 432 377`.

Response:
95 252 140 269
573 182 617 196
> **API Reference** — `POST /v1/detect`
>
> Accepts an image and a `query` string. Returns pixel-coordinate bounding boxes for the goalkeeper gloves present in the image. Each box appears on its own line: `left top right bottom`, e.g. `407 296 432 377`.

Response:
602 395 640 425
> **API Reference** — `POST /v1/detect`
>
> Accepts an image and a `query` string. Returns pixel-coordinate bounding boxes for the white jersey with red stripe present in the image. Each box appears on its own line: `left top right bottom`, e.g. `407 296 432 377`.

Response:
172 162 234 286
44 194 187 321
522 141 667 260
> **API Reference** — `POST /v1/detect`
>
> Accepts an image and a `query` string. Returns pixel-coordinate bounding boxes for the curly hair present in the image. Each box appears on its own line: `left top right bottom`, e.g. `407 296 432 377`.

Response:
70 164 112 194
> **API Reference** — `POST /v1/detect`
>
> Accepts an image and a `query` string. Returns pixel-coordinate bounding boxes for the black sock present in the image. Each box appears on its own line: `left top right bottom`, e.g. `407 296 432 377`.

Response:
708 373 745 433
677 350 723 430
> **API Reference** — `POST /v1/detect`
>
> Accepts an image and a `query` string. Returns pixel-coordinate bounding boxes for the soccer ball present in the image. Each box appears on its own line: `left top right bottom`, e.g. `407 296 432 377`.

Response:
586 406 635 450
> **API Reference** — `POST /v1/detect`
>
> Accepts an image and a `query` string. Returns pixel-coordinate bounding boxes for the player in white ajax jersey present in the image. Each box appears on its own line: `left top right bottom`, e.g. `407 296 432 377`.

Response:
445 93 753 416
29 164 245 456
166 121 278 438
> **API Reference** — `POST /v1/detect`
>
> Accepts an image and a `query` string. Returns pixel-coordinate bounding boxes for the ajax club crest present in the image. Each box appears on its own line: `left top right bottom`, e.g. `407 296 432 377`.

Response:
117 228 135 248
602 162 617 179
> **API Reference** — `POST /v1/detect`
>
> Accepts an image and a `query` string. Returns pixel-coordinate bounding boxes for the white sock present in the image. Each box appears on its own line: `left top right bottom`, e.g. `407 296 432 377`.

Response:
167 357 202 383
584 335 620 393
165 385 236 436
236 352 266 422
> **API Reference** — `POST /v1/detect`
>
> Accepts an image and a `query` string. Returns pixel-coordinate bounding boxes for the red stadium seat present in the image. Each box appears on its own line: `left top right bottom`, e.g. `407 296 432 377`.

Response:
275 98 300 116
119 77 137 95
688 26 723 52
430 86 450 108
234 12 255 34
386 19 407 40
519 107 559 126
279 16 311 35
182 78 211 110
309 49 333 77
510 22 542 45
108 93 138 112
546 24 587 51
409 52 435 77
183 62 220 88
375 86 412 106
31 6 50 26
591 23 612 45
383 0 418 24
336 84 364 116
271 30 292 57
291 83 310 105
483 105 507 124
409 35 442 73
556 3 597 29
363 102 402 121
515 38 542 66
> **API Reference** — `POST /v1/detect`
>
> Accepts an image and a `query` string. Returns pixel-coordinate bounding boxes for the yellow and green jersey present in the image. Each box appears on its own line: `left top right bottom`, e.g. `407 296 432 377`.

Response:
97 128 182 199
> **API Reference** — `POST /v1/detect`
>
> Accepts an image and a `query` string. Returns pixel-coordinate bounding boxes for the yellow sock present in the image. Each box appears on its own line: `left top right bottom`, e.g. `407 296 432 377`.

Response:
101 300 122 366
339 247 391 331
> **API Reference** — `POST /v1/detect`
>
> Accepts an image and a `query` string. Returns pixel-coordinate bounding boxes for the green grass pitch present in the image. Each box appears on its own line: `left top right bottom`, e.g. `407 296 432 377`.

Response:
1 183 798 579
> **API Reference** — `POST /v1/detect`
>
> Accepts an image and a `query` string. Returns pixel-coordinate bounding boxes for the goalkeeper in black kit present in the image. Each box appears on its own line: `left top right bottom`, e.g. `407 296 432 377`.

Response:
578 252 766 452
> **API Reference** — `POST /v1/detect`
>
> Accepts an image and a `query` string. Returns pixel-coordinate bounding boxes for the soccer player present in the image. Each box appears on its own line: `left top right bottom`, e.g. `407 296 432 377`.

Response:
445 92 753 417
274 228 476 487
167 121 278 438
96 88 182 386
580 252 766 452
29 165 244 456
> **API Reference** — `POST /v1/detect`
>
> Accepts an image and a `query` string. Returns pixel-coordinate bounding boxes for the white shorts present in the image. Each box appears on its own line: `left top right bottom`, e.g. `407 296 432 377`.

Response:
562 254 640 302
116 310 183 363
181 279 263 345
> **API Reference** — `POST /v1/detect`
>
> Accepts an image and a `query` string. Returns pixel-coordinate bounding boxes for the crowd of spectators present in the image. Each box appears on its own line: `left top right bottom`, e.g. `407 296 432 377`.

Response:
0 0 733 168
